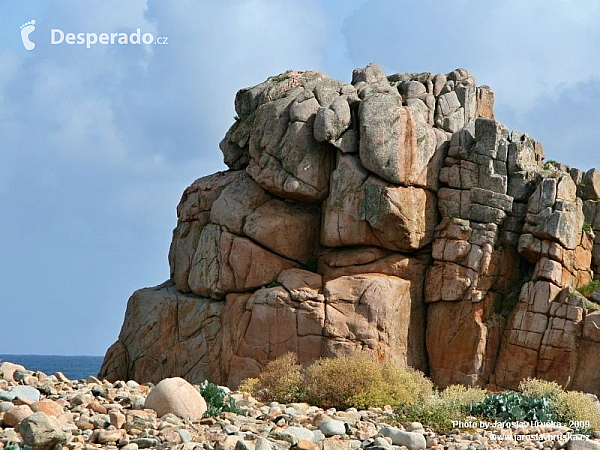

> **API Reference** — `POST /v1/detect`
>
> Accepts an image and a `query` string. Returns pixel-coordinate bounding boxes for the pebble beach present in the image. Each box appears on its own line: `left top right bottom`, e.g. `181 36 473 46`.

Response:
1 362 600 450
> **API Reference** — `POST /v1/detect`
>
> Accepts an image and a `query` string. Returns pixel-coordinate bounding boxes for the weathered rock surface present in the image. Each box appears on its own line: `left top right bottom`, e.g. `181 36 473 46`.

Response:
20 411 68 450
144 377 207 419
101 63 600 396
100 282 225 384
321 153 437 252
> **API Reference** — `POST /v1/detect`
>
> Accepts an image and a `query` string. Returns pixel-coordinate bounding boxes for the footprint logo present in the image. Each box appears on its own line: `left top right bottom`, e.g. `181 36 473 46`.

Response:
20 20 36 50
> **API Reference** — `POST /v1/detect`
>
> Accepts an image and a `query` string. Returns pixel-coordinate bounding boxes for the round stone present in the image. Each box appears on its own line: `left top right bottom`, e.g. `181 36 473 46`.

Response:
319 419 347 436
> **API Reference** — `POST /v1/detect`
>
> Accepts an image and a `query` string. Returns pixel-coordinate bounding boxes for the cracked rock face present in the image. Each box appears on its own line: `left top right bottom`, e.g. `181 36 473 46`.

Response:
101 64 600 395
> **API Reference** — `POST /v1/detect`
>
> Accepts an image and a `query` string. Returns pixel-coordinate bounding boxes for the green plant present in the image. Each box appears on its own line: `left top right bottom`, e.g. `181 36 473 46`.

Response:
577 279 600 298
583 222 593 233
270 72 290 83
469 391 557 422
543 159 559 170
518 378 600 434
395 385 486 432
5 444 32 450
585 301 599 311
199 380 242 417
497 277 530 317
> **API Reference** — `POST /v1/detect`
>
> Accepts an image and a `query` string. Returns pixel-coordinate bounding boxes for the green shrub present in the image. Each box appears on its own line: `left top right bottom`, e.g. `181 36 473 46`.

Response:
583 222 593 233
5 444 31 450
253 352 305 403
469 391 557 422
543 159 559 170
199 380 242 417
586 301 600 311
497 277 530 317
270 72 291 83
396 385 486 432
577 279 600 298
347 361 433 410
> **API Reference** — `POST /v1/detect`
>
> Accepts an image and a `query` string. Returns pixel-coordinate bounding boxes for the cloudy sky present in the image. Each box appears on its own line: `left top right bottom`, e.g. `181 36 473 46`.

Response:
1 0 599 356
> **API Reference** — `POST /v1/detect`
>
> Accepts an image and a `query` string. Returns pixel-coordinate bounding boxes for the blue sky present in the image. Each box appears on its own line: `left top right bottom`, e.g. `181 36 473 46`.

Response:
1 0 599 356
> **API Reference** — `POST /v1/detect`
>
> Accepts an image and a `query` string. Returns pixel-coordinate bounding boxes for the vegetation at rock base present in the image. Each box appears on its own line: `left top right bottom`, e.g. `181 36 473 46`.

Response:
240 354 600 434
238 377 260 395
519 378 600 433
199 380 242 418
396 379 600 434
241 352 432 410
248 352 305 404
303 353 432 410
463 380 600 435
469 391 557 422
395 384 486 432
519 377 562 398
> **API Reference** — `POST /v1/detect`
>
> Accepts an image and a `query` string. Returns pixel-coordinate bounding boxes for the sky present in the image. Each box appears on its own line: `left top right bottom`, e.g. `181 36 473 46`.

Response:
1 0 599 356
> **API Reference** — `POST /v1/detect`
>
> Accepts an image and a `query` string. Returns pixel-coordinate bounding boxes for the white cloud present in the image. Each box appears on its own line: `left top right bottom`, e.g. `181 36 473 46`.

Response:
0 0 332 354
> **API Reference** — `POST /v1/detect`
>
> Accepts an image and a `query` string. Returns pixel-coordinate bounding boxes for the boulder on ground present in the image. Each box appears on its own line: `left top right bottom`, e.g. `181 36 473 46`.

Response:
144 377 207 419
20 411 69 450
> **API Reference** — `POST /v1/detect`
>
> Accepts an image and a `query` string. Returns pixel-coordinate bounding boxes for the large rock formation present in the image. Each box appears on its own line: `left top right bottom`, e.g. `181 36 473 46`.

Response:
100 64 600 394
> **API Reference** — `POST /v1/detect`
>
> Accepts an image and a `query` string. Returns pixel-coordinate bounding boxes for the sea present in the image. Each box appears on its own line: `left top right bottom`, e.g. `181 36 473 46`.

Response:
0 354 104 380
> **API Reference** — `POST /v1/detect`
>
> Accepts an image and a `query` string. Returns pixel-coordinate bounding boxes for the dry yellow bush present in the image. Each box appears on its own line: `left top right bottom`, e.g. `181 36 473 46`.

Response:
238 377 259 394
519 378 562 398
440 384 487 407
238 352 432 410
519 378 600 432
253 352 305 403
304 353 432 410
554 390 600 431
396 384 486 432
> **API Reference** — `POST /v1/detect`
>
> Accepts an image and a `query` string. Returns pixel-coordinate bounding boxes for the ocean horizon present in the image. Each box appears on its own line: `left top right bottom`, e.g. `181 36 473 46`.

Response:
0 354 104 380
